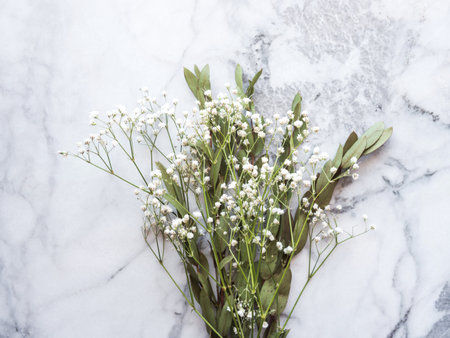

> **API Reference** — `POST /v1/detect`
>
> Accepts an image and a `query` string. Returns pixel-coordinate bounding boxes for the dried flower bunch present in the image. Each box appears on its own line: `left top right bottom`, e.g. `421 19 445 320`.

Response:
61 65 392 337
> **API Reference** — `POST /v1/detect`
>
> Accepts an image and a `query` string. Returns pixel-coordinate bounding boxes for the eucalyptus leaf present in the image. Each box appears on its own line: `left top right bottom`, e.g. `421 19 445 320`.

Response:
332 144 344 170
293 209 309 255
343 131 358 153
314 181 337 208
194 65 201 77
363 127 393 155
315 160 332 194
341 136 367 169
219 255 233 270
199 289 217 331
360 121 385 148
214 217 229 253
260 241 280 280
260 269 292 314
184 67 200 100
245 69 262 97
211 150 223 188
199 64 211 91
235 64 243 93
217 305 232 336
163 193 187 217
291 93 302 120
239 239 249 263
155 162 177 195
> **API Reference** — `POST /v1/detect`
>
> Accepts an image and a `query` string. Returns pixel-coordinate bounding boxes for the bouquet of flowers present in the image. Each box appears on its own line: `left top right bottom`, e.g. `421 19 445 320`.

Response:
60 64 392 337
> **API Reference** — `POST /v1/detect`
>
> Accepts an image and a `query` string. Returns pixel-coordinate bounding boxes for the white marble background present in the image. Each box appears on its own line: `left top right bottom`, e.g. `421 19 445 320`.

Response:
1 0 450 337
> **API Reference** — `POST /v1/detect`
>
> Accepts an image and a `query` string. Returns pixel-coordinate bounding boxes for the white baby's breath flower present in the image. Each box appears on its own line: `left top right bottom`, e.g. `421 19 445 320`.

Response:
89 111 99 119
283 246 293 255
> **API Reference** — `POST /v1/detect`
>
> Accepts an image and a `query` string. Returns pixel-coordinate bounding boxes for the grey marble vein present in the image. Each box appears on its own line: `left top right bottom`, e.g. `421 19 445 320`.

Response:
1 0 449 337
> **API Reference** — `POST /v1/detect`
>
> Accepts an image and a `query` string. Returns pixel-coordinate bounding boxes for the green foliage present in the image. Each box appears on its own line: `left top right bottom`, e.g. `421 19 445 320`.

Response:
73 63 393 338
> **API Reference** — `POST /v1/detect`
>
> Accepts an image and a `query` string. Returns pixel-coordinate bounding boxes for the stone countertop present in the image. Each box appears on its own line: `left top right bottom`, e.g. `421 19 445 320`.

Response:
1 1 449 337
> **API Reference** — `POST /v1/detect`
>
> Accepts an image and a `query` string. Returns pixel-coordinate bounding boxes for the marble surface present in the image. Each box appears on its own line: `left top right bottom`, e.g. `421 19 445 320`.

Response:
1 0 450 337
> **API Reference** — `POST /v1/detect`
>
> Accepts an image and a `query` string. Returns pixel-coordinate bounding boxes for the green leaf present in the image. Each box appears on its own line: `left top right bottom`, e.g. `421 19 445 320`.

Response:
363 127 393 155
293 209 309 255
314 181 337 208
246 69 262 97
236 149 246 162
315 160 332 194
235 64 243 93
253 137 264 156
343 131 358 153
217 305 232 337
163 193 187 217
332 144 344 170
361 121 385 149
198 252 214 300
239 239 249 263
194 65 201 77
235 263 251 302
199 64 211 91
218 255 233 270
341 136 367 169
184 67 199 100
199 289 217 331
260 269 292 314
214 217 229 253
260 241 280 280
291 93 302 120
194 140 212 160
279 211 294 244
155 161 183 203
211 150 223 188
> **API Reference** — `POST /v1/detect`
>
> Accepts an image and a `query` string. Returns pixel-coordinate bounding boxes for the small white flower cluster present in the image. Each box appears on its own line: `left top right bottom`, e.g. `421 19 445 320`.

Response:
62 83 382 336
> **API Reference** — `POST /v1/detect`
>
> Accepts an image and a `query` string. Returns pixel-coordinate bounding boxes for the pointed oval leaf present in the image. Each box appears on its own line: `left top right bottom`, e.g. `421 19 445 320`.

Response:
211 150 223 188
163 193 187 217
217 305 232 336
291 93 302 120
199 64 211 91
246 69 262 97
184 67 199 100
260 269 292 313
199 289 217 330
293 209 309 255
361 121 385 148
235 64 243 93
343 131 358 153
218 255 233 270
363 127 393 155
341 136 367 169
332 144 343 170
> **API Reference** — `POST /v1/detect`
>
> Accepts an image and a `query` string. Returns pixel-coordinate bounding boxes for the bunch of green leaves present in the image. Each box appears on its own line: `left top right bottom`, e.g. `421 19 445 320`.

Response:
153 64 392 337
